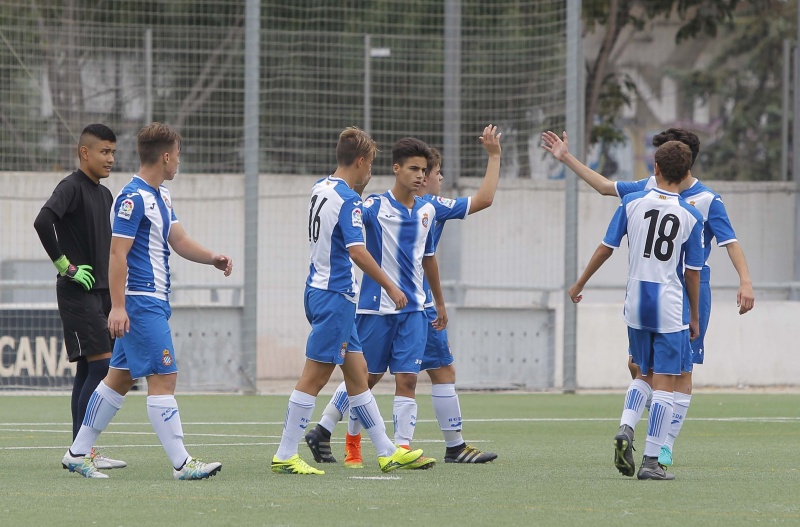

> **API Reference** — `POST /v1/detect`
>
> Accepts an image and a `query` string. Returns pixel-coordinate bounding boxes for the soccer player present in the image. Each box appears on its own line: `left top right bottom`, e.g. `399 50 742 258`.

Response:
306 125 503 465
305 137 445 470
61 122 231 479
541 128 755 468
271 126 425 475
34 123 127 471
568 141 704 480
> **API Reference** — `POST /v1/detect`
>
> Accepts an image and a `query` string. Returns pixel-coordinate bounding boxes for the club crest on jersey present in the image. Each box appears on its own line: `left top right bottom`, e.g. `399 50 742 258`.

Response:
339 342 348 357
161 349 173 366
118 198 134 219
352 208 363 228
162 194 171 208
422 213 429 228
437 196 456 208
658 195 667 200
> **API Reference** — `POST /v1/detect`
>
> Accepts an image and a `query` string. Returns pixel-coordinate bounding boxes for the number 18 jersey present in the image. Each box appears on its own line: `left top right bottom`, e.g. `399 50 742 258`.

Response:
603 188 704 333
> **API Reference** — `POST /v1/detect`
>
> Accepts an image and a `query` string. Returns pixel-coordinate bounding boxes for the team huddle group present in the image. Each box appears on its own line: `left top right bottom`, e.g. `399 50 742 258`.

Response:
36 120 752 481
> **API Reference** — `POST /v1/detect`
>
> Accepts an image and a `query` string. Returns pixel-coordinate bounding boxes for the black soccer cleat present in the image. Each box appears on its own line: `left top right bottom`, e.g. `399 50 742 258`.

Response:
637 455 675 480
613 424 636 477
304 424 337 463
444 443 498 463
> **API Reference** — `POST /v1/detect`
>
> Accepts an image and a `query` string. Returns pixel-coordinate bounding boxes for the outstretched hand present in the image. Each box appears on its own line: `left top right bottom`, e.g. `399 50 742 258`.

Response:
213 255 233 277
541 131 570 162
479 124 502 156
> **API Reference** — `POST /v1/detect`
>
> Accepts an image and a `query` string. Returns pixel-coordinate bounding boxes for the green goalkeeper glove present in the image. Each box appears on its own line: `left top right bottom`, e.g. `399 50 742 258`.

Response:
53 255 95 291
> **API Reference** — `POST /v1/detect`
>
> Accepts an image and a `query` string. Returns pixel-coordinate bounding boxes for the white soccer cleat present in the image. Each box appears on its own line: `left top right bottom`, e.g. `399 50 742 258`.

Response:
62 451 109 479
90 447 127 469
173 456 222 480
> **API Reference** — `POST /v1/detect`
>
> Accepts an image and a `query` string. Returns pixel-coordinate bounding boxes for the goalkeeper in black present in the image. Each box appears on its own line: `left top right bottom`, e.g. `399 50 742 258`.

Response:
34 123 127 470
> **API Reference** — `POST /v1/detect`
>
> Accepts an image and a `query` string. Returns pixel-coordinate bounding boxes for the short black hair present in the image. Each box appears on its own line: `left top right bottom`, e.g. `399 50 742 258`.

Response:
652 128 699 166
80 123 116 144
392 137 432 169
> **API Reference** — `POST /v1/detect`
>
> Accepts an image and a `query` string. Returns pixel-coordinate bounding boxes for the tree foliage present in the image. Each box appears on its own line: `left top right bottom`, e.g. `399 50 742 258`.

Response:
582 0 740 150
670 0 793 180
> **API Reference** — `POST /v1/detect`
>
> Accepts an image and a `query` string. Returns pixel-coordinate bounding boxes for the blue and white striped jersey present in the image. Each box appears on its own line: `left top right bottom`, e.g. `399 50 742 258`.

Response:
420 194 471 308
306 176 365 299
357 191 437 314
111 176 178 300
603 188 704 333
616 177 737 281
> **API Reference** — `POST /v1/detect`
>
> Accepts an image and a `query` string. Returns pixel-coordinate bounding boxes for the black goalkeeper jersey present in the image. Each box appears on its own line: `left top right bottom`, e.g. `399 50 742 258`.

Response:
41 170 113 290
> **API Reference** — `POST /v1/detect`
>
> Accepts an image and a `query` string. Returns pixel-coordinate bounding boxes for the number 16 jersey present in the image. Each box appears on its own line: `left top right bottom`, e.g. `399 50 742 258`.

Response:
603 188 704 333
305 176 365 300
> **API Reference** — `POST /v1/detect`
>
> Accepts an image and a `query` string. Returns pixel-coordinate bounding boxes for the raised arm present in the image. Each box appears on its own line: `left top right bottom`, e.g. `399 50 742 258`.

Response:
469 124 502 214
568 243 615 303
724 241 754 315
541 131 617 196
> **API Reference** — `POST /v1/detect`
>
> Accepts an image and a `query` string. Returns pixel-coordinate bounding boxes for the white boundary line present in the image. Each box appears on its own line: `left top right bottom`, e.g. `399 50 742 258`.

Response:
2 416 799 426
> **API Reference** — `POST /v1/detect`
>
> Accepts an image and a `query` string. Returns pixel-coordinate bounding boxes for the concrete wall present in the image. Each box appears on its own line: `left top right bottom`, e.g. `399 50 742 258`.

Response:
1 173 796 389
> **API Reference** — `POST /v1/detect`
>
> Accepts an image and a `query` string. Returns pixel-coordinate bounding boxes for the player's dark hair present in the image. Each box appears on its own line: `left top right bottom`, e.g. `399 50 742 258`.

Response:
137 122 181 166
652 128 700 166
428 147 442 172
79 123 116 145
392 137 433 171
336 126 378 167
654 141 692 185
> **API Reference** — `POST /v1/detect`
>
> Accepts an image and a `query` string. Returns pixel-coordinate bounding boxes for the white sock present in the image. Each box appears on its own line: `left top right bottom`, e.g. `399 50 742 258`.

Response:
620 379 652 430
348 406 363 436
147 395 190 469
392 396 417 447
70 381 124 456
431 383 464 447
319 381 348 434
664 392 691 450
644 390 673 458
349 390 395 457
275 390 316 461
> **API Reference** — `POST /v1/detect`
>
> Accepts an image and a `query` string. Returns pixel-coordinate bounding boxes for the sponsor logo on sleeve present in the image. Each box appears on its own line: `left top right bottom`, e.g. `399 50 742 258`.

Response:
364 197 375 208
352 207 363 228
436 196 456 208
117 198 134 219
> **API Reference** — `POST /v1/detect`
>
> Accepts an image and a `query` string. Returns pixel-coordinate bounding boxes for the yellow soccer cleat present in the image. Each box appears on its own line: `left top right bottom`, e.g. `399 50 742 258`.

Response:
271 454 325 475
378 446 425 473
397 445 436 470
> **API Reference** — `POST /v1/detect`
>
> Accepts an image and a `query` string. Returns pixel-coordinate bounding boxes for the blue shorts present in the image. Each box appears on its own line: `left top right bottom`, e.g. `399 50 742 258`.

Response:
110 295 177 380
627 327 692 376
357 311 427 375
691 281 712 364
421 306 453 371
304 286 361 365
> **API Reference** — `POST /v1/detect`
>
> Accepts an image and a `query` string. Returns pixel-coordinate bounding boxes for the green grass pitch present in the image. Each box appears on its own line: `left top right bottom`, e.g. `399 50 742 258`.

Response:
1 392 798 526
